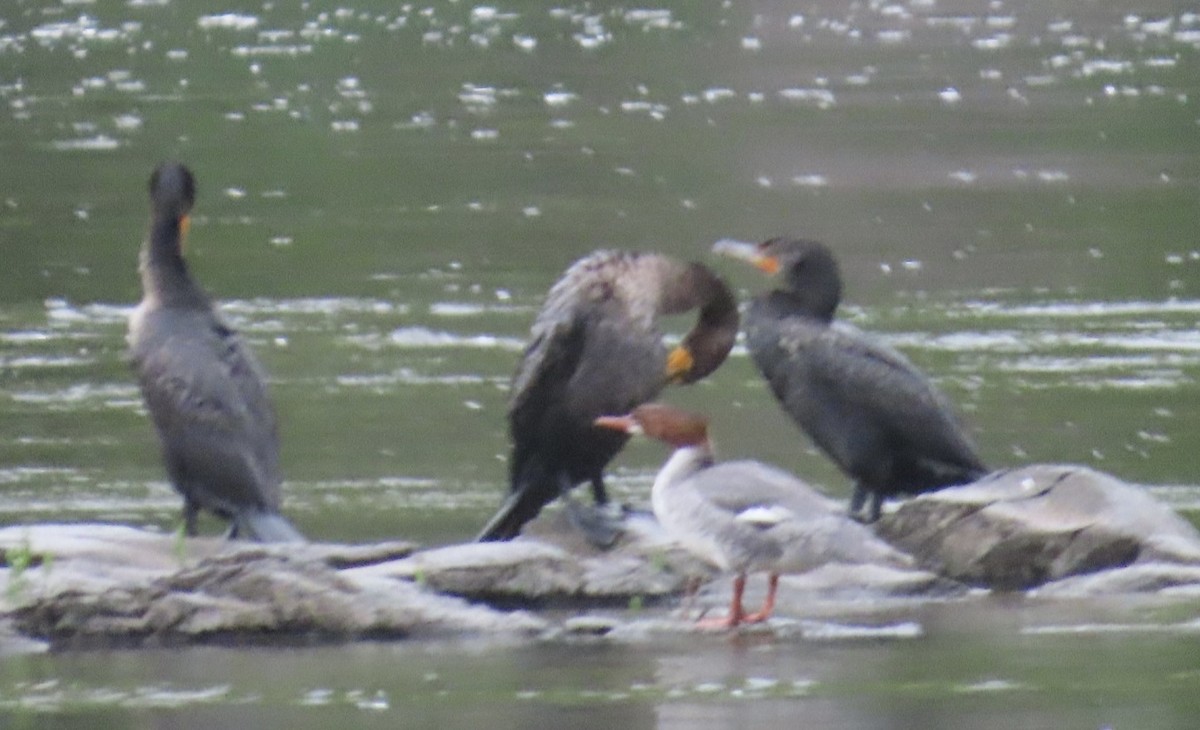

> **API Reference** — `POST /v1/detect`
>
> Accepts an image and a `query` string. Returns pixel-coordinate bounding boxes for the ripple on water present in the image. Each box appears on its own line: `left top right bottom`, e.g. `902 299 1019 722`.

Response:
10 383 142 408
802 621 923 641
197 14 260 31
335 369 503 389
50 135 122 152
222 297 406 317
959 299 1200 319
345 327 523 352
0 684 235 713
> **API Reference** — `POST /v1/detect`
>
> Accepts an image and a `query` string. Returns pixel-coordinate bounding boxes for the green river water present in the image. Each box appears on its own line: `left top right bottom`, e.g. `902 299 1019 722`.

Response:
1 0 1199 726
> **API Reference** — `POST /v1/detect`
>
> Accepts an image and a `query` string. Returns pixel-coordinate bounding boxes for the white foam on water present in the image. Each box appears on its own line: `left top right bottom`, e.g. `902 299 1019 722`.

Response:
197 14 259 31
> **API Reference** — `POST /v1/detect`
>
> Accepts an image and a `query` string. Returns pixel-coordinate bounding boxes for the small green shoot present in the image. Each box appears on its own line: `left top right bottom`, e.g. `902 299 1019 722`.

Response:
172 522 188 565
5 533 36 603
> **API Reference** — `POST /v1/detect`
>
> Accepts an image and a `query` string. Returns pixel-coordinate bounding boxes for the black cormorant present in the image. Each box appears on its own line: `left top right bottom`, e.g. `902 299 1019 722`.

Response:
713 237 987 522
477 250 739 545
128 162 304 542
595 403 910 628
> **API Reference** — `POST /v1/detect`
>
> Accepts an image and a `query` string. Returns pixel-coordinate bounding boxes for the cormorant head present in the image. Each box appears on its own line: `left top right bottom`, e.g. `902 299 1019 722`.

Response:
713 237 842 321
149 162 196 222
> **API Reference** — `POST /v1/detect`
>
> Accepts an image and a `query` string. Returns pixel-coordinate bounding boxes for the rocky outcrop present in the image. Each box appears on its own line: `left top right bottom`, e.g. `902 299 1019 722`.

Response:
347 512 708 607
1 464 1198 650
876 464 1200 590
0 524 545 649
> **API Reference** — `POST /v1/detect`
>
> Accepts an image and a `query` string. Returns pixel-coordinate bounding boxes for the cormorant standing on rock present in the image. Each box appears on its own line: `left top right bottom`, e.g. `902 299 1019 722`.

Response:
477 250 739 545
128 162 304 542
713 237 987 522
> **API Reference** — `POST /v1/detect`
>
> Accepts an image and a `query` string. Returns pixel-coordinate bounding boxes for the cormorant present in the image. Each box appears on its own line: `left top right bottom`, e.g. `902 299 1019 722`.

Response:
128 162 304 542
477 250 739 545
595 403 910 629
713 237 987 522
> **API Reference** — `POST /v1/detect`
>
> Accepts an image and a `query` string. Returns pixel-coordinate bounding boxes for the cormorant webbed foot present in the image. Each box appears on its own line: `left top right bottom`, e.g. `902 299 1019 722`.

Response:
563 494 626 549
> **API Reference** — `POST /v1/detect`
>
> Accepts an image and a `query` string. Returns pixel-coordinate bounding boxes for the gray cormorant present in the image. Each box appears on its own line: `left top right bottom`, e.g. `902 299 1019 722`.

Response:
128 162 304 542
596 403 910 628
713 237 987 522
477 250 739 545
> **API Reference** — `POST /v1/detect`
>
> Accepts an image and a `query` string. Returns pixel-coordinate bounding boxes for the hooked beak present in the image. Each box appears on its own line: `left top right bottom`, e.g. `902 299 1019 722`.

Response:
712 238 779 275
179 214 192 254
664 345 694 384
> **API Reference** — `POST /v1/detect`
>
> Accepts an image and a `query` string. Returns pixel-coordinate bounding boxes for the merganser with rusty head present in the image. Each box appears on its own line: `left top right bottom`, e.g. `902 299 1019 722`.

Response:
596 403 910 629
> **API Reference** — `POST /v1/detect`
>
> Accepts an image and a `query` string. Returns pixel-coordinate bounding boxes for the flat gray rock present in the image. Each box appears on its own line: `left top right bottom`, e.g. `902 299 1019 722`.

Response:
0 524 541 649
353 510 713 606
876 464 1200 590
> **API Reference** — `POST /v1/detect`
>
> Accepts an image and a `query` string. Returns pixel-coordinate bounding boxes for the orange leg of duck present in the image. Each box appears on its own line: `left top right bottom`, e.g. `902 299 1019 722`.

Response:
696 574 747 629
740 573 779 624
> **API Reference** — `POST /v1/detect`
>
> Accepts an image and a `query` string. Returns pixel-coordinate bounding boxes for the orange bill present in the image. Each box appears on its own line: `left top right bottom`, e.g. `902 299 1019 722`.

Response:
179 214 192 253
711 238 779 275
594 414 637 432
665 345 694 383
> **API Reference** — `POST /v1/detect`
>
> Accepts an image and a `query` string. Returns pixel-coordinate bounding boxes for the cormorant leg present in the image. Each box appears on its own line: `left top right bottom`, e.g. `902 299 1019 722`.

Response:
589 474 609 506
562 477 624 549
854 485 883 523
849 484 866 513
867 491 883 523
697 574 746 629
741 574 779 624
182 501 200 537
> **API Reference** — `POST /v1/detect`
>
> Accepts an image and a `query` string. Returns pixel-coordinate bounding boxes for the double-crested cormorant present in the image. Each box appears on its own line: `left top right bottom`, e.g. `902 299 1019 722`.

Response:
595 403 910 629
713 238 987 523
476 250 739 545
127 162 304 542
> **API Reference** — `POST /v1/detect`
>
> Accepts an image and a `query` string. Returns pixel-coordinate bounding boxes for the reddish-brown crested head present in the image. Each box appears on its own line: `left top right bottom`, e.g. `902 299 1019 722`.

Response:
594 403 709 448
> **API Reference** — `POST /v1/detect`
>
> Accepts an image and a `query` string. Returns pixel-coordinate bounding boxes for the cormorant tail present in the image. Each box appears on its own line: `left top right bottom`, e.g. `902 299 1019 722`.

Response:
476 488 546 542
235 510 307 543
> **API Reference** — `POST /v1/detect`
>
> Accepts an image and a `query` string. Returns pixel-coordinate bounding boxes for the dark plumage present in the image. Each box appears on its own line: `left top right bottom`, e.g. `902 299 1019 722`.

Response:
713 238 987 522
477 250 739 544
127 162 304 542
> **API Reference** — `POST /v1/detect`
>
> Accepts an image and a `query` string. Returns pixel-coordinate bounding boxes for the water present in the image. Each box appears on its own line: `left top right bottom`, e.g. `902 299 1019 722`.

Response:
1 0 1200 725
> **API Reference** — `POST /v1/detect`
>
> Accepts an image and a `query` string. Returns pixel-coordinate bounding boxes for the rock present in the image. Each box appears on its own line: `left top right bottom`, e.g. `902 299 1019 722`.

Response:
876 464 1200 590
780 562 954 599
0 524 542 649
361 510 711 606
1032 563 1200 598
561 614 622 637
3 468 1198 652
351 541 587 601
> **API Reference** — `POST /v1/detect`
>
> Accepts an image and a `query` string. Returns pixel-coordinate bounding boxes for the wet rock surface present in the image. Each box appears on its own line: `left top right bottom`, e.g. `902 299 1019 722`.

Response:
876 464 1200 590
0 524 544 649
1 464 1198 651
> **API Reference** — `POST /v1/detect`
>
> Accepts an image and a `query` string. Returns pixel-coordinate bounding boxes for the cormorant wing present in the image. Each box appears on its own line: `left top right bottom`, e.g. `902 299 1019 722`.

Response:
802 320 981 464
135 314 282 510
507 308 588 436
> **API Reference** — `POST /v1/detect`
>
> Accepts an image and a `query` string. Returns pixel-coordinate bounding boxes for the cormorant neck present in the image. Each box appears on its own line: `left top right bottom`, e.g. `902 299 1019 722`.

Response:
667 263 739 382
765 287 837 324
140 216 207 308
